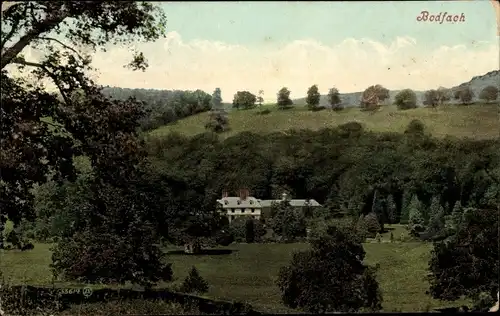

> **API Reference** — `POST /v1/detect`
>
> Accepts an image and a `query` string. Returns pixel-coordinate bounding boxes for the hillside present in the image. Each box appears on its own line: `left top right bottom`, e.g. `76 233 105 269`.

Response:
101 87 213 131
292 70 500 108
149 102 499 140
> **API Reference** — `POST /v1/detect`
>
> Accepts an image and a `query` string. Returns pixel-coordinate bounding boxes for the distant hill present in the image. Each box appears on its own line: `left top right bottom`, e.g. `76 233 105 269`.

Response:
452 70 500 96
292 70 500 108
101 87 213 131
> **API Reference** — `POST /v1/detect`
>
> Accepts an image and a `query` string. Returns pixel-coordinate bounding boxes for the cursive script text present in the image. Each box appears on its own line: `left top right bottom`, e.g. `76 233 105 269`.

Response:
416 11 465 23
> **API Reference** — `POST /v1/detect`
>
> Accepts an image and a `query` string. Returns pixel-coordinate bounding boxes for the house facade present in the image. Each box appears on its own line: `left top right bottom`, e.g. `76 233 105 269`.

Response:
216 189 263 223
216 190 321 223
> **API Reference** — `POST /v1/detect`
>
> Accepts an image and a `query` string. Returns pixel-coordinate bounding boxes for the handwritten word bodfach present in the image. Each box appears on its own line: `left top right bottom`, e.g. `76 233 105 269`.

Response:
417 11 465 23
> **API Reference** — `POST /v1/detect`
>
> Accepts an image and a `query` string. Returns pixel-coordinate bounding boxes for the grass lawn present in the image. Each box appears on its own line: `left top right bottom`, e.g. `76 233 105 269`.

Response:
149 103 499 140
0 235 469 313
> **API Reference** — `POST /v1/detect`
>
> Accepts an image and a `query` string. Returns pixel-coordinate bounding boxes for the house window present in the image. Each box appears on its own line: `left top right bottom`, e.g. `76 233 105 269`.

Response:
224 200 228 205
231 209 235 213
251 209 255 213
252 216 255 219
237 200 241 205
250 200 253 205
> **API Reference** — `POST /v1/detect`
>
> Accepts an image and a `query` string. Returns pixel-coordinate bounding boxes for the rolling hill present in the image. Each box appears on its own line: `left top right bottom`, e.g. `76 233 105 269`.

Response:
149 70 499 140
149 102 499 140
292 70 500 108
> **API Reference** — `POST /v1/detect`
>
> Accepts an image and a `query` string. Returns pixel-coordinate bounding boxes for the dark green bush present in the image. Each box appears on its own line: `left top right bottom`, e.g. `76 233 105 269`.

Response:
179 266 209 294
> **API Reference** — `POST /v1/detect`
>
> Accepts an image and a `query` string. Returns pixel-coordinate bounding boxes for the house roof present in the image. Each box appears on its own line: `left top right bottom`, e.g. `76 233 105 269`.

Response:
217 197 262 208
259 199 321 207
217 196 321 208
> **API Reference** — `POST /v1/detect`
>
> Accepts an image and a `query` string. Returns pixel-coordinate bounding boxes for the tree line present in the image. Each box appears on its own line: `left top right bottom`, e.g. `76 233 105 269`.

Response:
227 84 498 113
102 87 212 132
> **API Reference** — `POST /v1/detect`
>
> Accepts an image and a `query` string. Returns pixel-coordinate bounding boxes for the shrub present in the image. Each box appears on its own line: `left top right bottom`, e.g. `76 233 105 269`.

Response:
179 266 209 294
21 242 34 251
363 212 381 237
311 105 326 112
257 109 271 115
205 112 229 133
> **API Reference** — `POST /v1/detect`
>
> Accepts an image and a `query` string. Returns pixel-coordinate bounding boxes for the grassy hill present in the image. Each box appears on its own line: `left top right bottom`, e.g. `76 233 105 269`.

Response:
149 102 499 140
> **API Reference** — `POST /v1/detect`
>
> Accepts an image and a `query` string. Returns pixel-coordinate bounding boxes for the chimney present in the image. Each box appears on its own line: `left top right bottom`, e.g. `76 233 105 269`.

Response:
239 188 249 200
222 190 228 198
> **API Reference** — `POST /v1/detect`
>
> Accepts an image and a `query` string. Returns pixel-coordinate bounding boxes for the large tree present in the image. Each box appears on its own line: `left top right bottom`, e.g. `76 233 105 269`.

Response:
1 0 167 238
276 225 383 313
277 87 293 109
423 89 439 107
211 87 223 110
394 89 417 110
306 84 321 110
206 87 229 132
327 87 342 110
436 87 451 105
428 208 499 309
453 86 474 105
1 1 173 287
360 84 389 110
232 90 257 110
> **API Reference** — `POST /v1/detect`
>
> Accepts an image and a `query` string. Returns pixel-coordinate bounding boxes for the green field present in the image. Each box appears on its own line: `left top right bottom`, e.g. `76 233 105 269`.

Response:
149 103 499 140
0 225 468 313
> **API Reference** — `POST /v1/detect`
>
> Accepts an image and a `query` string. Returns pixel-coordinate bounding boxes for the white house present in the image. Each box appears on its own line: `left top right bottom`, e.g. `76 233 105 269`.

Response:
216 189 321 223
216 189 262 223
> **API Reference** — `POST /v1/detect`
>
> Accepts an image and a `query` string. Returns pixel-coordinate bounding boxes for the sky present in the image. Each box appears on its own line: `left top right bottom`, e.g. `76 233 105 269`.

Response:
12 1 500 102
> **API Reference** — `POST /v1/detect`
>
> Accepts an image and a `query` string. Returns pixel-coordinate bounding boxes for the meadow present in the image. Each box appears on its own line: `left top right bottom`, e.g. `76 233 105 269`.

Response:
149 103 499 140
0 225 469 313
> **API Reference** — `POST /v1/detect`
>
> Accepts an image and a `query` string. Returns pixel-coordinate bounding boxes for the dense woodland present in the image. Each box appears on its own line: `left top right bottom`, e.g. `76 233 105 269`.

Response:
101 87 212 131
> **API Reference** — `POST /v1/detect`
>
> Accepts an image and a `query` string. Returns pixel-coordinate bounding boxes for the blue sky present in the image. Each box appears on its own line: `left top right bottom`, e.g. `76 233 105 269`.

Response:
12 1 500 101
160 1 496 49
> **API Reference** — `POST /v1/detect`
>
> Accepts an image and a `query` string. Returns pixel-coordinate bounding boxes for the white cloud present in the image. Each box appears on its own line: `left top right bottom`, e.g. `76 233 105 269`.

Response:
6 31 498 102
